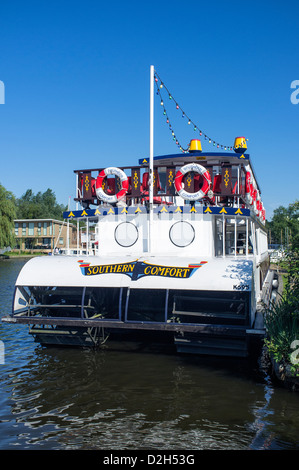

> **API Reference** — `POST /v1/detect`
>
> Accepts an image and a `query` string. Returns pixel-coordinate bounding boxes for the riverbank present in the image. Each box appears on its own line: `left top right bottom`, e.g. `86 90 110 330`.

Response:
271 356 299 392
264 265 299 392
1 251 48 259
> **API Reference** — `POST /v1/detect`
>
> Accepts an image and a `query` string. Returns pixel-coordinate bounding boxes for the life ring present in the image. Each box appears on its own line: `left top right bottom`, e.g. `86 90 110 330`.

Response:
257 199 261 214
260 202 265 222
249 184 254 205
257 198 263 219
252 188 257 204
174 163 211 200
96 167 129 203
254 192 260 216
262 205 266 222
245 171 253 205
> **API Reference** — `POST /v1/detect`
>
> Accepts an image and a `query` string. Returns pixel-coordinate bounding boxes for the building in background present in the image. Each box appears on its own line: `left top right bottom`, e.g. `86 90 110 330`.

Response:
14 219 77 252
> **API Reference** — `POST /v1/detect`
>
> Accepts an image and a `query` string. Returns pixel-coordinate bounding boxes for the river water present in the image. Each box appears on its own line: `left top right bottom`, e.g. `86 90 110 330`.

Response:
0 258 298 451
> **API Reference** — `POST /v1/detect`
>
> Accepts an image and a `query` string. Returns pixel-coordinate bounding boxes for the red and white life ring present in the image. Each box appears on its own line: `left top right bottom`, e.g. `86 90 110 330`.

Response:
174 163 211 201
249 184 255 205
262 205 266 223
245 171 253 205
257 199 261 215
255 192 261 216
252 188 257 204
96 167 129 204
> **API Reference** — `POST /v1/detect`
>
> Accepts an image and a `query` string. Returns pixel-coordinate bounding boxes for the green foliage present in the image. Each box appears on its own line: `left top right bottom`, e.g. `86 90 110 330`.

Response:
267 200 299 250
4 250 46 256
0 183 16 248
263 249 299 375
264 297 298 358
0 184 67 249
285 249 299 298
16 188 67 220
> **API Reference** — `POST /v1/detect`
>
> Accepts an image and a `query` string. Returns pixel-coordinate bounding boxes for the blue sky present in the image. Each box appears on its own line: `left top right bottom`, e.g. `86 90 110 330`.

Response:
0 0 298 219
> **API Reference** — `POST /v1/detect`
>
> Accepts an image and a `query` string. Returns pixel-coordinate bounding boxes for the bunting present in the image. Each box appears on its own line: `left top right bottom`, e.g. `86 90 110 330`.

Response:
154 70 233 153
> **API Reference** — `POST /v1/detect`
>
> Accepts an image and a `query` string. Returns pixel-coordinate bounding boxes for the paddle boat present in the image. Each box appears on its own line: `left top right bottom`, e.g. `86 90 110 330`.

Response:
3 69 273 357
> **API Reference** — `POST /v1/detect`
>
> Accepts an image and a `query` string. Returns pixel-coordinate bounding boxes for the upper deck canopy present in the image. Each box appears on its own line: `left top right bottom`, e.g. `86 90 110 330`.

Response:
138 150 250 166
73 149 261 212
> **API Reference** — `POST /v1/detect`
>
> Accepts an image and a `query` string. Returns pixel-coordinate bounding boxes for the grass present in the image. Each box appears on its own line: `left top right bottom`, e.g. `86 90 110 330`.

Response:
3 250 47 257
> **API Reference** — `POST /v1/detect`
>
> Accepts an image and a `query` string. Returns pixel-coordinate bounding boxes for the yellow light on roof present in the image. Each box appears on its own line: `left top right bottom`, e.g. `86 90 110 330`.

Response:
234 136 247 154
189 139 202 152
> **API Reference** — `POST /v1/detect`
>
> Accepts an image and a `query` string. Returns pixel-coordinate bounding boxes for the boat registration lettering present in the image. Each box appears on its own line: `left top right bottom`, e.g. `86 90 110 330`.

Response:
233 284 250 290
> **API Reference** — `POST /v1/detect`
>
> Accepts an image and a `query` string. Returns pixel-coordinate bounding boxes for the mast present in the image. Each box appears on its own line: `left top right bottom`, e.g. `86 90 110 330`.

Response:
149 65 154 252
67 196 70 254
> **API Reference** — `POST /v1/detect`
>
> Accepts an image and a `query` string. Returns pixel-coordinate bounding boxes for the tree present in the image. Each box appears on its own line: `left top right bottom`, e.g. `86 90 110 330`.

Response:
267 200 299 250
16 188 67 220
0 183 16 248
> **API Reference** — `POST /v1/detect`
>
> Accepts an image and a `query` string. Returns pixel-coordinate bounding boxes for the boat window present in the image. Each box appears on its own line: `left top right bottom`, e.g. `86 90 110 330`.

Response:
114 222 139 247
225 218 247 255
83 287 122 320
225 219 235 254
215 216 252 256
169 221 195 247
247 221 253 254
167 289 249 324
215 217 224 256
255 228 259 255
126 288 167 322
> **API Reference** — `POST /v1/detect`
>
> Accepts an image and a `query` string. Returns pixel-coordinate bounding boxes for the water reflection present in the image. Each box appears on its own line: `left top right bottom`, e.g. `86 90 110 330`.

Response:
0 345 290 450
0 259 298 450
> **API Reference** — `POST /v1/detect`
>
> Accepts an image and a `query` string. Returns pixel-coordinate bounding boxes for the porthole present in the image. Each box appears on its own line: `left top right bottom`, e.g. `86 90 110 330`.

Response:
115 222 139 247
169 221 195 247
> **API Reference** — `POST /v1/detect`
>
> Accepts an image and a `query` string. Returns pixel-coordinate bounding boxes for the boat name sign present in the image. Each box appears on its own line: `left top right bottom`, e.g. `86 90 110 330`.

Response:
78 259 208 281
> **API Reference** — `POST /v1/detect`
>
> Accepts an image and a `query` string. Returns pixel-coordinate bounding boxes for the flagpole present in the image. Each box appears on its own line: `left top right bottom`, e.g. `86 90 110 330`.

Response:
149 65 154 252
